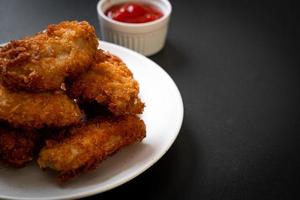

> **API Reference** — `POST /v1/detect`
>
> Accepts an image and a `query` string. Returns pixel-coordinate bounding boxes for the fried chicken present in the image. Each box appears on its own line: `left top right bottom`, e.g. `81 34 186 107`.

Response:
0 84 83 129
38 115 146 182
0 21 98 91
0 20 147 183
69 50 144 116
0 126 39 167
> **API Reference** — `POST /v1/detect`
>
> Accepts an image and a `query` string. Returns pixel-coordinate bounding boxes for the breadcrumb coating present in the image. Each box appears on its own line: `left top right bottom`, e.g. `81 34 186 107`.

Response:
0 84 83 129
0 21 98 91
70 50 144 115
0 126 39 167
38 115 146 182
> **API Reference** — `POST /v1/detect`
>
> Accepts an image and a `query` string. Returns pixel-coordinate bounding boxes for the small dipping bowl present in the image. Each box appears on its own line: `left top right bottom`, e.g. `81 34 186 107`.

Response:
97 0 172 56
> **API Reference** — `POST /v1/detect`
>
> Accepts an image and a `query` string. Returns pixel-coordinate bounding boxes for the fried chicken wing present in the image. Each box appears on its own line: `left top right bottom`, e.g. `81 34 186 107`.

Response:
0 126 39 167
0 21 98 91
0 84 83 129
70 50 144 116
38 115 146 182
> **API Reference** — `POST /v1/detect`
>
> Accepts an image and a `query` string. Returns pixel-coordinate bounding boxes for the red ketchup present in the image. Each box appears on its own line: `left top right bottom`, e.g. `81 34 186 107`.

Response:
105 2 163 23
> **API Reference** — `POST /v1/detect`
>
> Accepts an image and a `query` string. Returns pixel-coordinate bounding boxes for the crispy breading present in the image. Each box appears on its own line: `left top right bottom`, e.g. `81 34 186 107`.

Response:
0 126 39 167
0 84 83 129
38 115 146 182
69 50 145 116
0 21 98 91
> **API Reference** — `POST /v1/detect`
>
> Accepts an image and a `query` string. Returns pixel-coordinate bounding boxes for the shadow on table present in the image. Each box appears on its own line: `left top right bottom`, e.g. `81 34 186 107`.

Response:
91 120 204 199
149 40 188 72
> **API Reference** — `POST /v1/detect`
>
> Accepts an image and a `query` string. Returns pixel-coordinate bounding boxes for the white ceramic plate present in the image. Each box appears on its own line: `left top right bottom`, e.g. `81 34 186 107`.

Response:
0 41 184 200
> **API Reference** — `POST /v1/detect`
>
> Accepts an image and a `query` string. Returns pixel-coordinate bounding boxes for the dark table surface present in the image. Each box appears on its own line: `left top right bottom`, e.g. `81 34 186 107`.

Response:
1 0 299 199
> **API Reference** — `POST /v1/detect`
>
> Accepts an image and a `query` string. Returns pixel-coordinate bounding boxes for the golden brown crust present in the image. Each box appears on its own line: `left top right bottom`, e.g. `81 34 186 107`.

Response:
0 21 98 91
37 115 146 182
0 20 147 183
0 84 83 129
70 50 145 115
0 126 39 167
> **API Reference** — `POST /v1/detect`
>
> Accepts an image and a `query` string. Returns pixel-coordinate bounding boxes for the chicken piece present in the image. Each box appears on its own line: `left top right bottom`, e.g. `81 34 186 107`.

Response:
70 50 144 116
0 126 39 167
0 21 98 91
0 84 83 129
38 115 146 182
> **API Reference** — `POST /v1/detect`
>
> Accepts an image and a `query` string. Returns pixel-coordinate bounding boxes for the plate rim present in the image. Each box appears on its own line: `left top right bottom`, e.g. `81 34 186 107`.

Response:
0 41 184 200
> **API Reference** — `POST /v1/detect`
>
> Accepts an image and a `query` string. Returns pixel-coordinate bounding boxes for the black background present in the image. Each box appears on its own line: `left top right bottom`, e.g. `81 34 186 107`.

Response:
1 0 299 199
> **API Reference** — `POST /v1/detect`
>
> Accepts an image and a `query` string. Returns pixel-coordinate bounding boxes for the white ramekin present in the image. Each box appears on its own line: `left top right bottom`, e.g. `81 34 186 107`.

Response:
97 0 172 56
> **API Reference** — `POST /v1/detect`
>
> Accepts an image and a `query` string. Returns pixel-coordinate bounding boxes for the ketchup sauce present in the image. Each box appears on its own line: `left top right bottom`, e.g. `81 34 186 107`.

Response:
105 2 163 23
